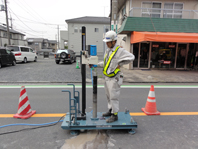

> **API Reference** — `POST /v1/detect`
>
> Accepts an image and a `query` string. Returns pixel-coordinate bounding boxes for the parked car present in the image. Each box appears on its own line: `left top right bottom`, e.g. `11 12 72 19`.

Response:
7 45 37 63
55 49 76 64
0 47 16 68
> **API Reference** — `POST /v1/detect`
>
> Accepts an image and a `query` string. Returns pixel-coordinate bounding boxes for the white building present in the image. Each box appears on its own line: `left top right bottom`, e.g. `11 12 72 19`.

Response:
62 16 110 57
112 0 198 70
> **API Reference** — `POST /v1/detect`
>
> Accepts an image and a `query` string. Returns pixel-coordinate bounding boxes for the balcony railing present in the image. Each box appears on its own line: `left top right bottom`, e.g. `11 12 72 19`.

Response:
129 7 198 19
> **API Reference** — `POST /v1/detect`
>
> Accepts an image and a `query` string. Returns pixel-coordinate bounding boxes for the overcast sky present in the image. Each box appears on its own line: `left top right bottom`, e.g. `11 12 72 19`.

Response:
0 0 110 40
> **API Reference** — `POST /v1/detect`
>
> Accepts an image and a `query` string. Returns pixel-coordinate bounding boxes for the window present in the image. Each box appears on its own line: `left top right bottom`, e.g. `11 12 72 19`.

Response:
21 47 29 52
74 27 78 33
95 28 99 32
0 49 6 54
7 46 19 51
164 3 183 18
6 50 11 54
142 2 161 18
3 32 7 37
30 49 33 52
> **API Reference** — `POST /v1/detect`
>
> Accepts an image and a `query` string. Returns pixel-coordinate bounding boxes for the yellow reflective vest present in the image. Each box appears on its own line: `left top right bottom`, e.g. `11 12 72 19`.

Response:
103 46 120 77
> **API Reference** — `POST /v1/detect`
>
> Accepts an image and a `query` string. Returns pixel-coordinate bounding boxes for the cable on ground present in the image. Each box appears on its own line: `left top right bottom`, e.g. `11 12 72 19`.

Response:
0 114 66 135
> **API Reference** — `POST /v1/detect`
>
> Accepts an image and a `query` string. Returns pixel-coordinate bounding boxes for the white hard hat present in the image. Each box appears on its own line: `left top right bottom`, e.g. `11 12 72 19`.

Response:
103 30 117 42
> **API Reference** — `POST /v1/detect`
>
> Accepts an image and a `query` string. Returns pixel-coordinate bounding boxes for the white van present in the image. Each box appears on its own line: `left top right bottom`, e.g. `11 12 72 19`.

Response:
7 45 37 63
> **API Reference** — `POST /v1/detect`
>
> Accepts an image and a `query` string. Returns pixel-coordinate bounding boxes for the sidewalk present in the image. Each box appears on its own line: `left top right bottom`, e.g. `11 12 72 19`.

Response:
95 69 198 83
122 69 198 83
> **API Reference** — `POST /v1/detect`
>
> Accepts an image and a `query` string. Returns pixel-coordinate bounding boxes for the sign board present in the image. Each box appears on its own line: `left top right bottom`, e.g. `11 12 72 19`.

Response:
163 61 171 64
169 45 175 48
152 45 159 48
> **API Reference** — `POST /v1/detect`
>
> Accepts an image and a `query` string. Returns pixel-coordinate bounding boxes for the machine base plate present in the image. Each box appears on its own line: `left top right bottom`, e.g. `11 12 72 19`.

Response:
61 112 137 131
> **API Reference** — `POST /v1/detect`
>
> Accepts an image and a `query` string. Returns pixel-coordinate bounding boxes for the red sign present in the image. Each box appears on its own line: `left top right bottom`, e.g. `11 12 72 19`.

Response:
163 61 171 64
153 45 159 48
169 45 175 48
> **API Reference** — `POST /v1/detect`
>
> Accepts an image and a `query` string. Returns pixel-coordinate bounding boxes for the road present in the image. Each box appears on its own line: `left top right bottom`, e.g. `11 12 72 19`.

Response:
0 84 198 149
0 55 103 83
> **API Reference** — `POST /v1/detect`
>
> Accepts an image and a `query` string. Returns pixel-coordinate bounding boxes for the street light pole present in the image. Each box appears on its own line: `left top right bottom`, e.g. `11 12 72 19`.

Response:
4 0 10 45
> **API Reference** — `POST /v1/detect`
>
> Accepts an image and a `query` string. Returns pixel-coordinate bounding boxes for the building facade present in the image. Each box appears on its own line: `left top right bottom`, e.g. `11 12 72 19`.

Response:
60 30 68 49
0 25 27 47
113 0 198 70
27 38 57 53
64 16 110 56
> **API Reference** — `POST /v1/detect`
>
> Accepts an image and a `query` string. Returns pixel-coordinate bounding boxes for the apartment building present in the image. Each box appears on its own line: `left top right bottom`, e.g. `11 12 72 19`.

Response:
27 38 57 53
113 0 198 70
64 16 110 57
0 25 26 47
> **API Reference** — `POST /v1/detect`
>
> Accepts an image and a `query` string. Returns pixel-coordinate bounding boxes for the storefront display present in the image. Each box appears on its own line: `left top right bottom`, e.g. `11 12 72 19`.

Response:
132 42 197 69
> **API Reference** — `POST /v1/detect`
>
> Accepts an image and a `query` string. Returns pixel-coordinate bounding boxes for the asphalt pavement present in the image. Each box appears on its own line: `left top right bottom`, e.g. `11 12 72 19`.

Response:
0 54 197 149
0 55 197 84
0 86 198 149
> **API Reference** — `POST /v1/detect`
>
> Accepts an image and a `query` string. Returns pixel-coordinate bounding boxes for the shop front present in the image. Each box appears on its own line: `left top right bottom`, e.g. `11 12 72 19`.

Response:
131 31 198 69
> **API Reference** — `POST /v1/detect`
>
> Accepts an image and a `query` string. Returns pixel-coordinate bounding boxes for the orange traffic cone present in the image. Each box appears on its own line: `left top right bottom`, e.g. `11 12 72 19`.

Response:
141 85 160 115
13 86 36 119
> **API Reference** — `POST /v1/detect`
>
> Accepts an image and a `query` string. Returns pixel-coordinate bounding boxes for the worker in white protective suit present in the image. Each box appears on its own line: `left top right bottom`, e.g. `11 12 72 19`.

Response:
96 30 135 123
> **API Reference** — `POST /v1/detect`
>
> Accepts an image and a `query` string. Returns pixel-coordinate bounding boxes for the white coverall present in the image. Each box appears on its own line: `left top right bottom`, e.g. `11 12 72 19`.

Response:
98 44 135 113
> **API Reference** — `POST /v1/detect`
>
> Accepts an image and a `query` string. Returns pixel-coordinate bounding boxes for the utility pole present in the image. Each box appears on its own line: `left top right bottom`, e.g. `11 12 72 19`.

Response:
4 0 10 45
57 25 59 49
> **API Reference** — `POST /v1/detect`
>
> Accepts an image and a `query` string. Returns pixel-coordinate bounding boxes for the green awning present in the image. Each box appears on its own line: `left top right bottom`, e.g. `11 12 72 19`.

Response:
118 17 198 34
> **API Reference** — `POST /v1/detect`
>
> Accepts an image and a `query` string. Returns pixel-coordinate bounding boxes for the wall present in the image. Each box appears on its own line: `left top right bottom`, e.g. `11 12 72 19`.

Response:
68 23 110 56
129 0 198 19
60 30 68 49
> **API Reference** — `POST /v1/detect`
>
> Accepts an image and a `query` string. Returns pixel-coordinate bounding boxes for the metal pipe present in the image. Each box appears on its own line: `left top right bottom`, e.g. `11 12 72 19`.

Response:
92 69 97 118
81 26 86 116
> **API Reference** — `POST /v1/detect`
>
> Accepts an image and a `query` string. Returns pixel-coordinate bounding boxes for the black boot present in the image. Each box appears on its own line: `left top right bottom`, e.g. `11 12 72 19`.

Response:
102 109 112 117
106 113 118 123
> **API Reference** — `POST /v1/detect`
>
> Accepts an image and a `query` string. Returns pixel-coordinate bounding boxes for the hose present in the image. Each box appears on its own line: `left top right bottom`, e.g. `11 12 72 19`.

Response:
0 120 63 129
0 115 66 135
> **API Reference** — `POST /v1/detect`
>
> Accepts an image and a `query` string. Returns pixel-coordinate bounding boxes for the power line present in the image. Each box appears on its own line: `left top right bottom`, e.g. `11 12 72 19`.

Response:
5 1 67 40
11 0 44 23
12 0 66 26
9 0 61 33
9 8 56 39
9 8 42 33
18 0 50 24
